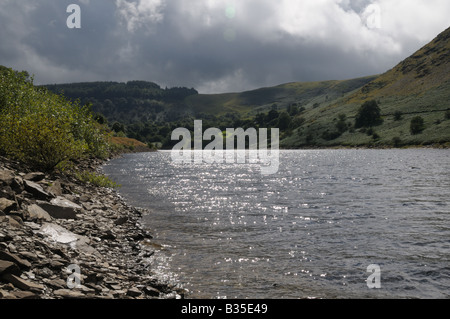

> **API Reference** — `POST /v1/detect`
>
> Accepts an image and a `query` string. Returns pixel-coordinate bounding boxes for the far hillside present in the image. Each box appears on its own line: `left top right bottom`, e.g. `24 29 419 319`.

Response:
44 26 450 149
282 26 450 148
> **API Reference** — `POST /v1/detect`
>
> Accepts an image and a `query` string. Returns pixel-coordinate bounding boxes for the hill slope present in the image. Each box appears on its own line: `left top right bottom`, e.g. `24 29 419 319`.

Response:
185 76 377 116
282 26 450 148
43 27 450 148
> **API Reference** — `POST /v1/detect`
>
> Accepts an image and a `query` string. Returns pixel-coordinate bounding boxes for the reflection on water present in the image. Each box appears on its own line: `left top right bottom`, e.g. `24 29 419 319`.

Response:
103 149 450 299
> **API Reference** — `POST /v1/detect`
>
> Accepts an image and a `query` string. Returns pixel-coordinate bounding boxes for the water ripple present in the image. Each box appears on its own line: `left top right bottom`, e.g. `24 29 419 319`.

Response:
103 149 450 299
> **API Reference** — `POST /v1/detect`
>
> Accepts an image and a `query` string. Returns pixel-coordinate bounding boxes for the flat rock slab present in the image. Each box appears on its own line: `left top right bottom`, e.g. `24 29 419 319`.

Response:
27 204 52 222
36 223 100 257
0 170 15 185
24 180 51 200
0 198 17 213
9 291 39 299
37 223 79 245
23 172 45 182
37 197 82 220
0 259 21 276
2 273 45 292
0 250 32 270
53 289 86 299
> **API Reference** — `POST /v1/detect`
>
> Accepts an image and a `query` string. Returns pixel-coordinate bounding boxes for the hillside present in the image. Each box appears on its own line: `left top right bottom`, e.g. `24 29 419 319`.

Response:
185 76 377 116
282 26 450 148
43 26 450 149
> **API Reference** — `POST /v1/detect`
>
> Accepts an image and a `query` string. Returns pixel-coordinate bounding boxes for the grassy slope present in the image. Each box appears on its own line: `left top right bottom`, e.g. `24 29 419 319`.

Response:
185 76 378 117
187 27 449 148
282 26 450 148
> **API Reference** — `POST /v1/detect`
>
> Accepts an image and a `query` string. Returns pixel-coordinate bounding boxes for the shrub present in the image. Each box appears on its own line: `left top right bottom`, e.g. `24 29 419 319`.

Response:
75 171 120 188
445 110 450 120
335 114 348 134
355 100 383 128
0 67 110 171
372 132 380 140
394 111 403 121
276 112 292 131
392 137 403 147
322 130 342 141
410 116 425 135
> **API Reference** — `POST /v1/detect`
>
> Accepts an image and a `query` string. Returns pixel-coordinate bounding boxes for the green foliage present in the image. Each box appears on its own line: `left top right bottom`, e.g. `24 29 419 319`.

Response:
335 114 348 134
410 116 426 135
322 130 342 141
0 66 110 171
277 112 292 130
394 111 403 121
372 132 380 140
75 171 120 188
392 137 403 147
355 100 383 128
445 110 450 120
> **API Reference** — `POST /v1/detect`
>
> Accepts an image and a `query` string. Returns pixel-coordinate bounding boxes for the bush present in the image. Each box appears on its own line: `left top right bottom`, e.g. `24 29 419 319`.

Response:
276 112 292 131
392 137 403 147
0 66 110 171
410 116 425 135
394 111 403 121
322 130 342 141
75 171 120 188
445 110 450 120
355 100 383 128
335 114 348 134
372 132 380 140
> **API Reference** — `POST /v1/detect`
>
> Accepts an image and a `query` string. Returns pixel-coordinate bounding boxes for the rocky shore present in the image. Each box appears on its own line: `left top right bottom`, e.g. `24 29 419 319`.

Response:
0 155 185 299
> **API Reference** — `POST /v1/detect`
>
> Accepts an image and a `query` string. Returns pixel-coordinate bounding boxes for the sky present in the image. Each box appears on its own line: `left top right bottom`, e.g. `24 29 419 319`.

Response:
0 0 449 94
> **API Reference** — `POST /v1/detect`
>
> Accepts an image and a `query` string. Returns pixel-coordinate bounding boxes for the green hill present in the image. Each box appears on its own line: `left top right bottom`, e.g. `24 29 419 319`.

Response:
43 26 450 149
186 76 377 116
282 26 450 148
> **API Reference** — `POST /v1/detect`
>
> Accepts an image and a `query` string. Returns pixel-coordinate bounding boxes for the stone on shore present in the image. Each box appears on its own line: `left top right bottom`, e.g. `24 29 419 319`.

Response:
0 198 17 214
0 260 21 276
1 273 45 292
37 197 82 220
53 289 86 299
0 155 184 300
27 204 52 222
23 180 52 200
127 287 142 297
0 251 32 270
23 172 45 182
0 170 15 185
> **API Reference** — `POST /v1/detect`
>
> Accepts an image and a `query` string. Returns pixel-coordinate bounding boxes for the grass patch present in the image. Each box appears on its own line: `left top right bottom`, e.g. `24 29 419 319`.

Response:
75 171 121 188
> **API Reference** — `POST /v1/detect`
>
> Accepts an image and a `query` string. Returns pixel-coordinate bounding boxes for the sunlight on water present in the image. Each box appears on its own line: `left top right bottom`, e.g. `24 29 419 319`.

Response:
103 149 450 299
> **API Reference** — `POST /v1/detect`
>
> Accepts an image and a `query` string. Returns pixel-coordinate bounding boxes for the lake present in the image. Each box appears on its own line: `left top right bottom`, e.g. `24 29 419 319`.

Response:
102 149 450 299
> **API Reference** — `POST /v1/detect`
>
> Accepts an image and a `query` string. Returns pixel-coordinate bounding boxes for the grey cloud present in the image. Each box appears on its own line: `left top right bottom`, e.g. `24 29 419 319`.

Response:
0 0 448 93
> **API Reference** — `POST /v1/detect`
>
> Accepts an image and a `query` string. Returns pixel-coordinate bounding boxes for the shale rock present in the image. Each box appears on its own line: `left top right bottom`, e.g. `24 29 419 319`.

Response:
37 197 82 220
0 260 20 276
0 170 15 185
27 204 52 222
0 198 17 213
0 155 185 300
24 180 52 200
23 172 45 182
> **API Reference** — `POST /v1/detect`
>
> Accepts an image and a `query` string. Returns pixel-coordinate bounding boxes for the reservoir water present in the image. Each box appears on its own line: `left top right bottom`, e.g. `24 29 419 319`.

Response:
102 149 450 299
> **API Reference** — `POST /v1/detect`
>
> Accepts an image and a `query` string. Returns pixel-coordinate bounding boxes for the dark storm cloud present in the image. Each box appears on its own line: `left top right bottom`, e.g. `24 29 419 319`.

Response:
0 0 449 93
